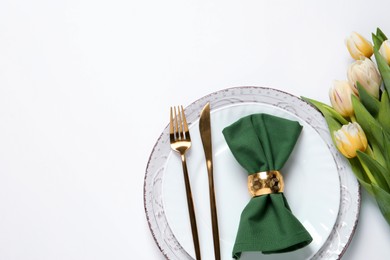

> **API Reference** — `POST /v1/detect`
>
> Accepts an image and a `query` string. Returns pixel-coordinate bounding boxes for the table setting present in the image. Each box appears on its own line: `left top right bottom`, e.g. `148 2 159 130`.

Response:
2 1 390 260
144 87 359 259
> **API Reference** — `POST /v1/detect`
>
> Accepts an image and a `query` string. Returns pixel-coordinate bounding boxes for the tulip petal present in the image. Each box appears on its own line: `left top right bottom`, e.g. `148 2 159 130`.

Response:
347 58 381 99
379 40 390 64
346 38 362 60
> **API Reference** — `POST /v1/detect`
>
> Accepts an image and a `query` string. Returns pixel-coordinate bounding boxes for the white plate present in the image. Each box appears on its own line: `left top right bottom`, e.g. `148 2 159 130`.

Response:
144 87 360 260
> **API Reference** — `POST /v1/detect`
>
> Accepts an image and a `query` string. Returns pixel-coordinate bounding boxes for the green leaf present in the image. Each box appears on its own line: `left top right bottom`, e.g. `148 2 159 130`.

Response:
301 97 349 125
323 114 343 147
352 96 384 146
357 81 380 116
374 48 390 96
378 90 390 132
363 125 390 176
352 95 383 144
357 151 390 192
371 140 386 167
349 157 374 195
353 96 388 164
363 122 390 170
372 33 383 51
372 183 390 226
381 130 390 170
301 97 347 151
373 29 387 51
376 28 388 42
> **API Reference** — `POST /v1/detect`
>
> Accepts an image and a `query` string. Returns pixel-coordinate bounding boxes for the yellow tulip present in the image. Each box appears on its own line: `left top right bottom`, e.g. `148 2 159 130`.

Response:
379 40 390 65
347 57 381 99
329 80 356 117
334 122 368 158
345 32 374 60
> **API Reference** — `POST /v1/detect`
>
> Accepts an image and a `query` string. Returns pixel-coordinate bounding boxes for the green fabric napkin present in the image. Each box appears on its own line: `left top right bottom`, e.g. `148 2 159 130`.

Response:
222 113 313 259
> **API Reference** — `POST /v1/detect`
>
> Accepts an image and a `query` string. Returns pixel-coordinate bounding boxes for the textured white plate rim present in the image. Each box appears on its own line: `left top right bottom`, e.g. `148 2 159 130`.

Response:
144 86 361 260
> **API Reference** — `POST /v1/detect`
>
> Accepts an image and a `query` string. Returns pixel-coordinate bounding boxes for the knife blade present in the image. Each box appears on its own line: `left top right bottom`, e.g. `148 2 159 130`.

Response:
199 102 221 260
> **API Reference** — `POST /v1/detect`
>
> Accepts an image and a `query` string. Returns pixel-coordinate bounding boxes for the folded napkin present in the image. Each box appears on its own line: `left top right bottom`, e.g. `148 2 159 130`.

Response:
222 113 313 259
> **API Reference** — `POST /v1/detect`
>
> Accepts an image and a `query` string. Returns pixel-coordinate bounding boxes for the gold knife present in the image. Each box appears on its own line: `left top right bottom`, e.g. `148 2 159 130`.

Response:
199 102 221 260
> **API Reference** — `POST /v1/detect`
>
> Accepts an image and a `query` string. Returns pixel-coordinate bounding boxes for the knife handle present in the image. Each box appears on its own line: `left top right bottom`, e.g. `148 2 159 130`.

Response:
207 162 221 260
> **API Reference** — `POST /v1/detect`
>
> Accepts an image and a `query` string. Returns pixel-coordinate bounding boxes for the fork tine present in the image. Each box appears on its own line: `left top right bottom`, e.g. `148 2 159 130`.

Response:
170 106 190 141
173 106 179 140
169 107 174 136
179 106 186 140
181 105 190 139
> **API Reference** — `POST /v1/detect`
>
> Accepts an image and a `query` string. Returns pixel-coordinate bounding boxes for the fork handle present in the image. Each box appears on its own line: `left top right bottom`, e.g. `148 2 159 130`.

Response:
181 154 201 260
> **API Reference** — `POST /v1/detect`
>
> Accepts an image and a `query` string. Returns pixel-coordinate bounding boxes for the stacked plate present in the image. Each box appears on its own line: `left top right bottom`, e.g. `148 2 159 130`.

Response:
144 87 360 260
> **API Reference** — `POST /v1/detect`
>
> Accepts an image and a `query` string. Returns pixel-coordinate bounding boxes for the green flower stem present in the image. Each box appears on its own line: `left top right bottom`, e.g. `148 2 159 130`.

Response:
360 148 378 186
362 164 378 185
366 144 375 158
350 114 357 123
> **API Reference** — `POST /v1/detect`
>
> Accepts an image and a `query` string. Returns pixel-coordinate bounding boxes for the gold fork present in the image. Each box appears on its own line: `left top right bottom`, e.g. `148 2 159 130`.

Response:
170 106 201 260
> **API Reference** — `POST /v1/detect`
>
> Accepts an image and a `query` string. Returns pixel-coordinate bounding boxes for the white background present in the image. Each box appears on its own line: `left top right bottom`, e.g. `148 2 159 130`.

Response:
1 0 390 259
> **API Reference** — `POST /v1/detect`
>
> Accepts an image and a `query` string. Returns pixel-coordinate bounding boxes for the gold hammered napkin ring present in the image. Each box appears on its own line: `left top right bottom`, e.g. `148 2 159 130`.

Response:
247 170 284 197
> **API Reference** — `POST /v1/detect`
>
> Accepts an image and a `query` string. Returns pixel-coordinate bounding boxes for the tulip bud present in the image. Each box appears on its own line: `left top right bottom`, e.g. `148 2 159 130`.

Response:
379 40 390 65
334 122 368 158
347 57 381 99
329 80 356 117
345 32 374 60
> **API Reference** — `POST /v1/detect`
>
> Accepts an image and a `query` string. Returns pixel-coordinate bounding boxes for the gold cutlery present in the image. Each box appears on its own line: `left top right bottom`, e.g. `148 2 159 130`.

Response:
199 102 220 260
169 106 201 260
